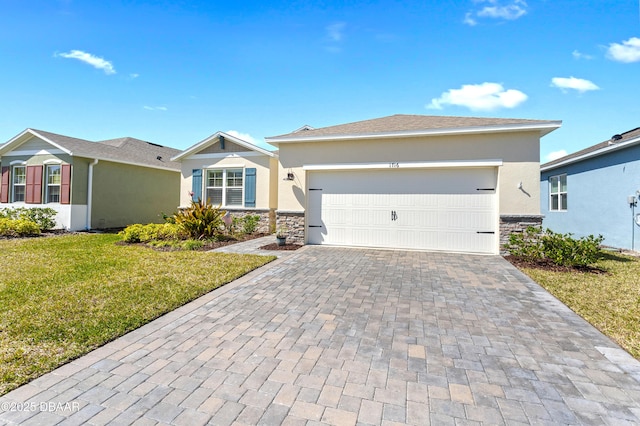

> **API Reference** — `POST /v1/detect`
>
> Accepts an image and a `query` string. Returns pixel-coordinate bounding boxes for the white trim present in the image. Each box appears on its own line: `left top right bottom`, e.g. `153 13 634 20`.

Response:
188 152 267 160
303 160 503 171
171 131 277 161
268 122 562 144
541 135 640 172
43 159 63 164
4 149 67 156
204 163 246 169
0 129 73 156
9 160 27 166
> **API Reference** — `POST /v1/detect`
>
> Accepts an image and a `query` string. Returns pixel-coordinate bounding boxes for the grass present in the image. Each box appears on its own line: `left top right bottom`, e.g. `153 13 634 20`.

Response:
0 233 276 395
516 252 640 359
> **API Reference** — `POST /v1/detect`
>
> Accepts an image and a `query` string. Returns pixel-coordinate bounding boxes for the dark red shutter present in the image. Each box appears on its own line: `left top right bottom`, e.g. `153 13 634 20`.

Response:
0 167 9 203
25 165 43 204
61 164 71 204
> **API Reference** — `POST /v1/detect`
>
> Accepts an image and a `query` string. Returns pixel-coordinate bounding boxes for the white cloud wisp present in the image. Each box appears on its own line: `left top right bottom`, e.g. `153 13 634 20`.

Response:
56 50 116 74
226 130 258 145
551 76 600 93
427 82 528 111
545 150 568 162
607 37 640 63
464 0 527 25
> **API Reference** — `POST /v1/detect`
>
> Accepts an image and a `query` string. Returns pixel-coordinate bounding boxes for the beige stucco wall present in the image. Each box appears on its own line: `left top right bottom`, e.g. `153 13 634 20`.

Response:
179 154 277 210
91 162 180 228
276 131 542 216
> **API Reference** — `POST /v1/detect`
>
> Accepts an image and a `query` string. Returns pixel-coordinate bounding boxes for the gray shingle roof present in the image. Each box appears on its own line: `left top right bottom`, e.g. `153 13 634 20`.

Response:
29 130 181 171
267 114 560 141
541 126 640 170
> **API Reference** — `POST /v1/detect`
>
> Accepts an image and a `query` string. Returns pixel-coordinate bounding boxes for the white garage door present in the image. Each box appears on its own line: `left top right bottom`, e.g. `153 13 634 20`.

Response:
307 168 498 254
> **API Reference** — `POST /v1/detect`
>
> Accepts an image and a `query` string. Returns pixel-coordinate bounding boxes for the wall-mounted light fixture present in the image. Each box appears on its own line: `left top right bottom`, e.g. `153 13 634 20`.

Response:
284 169 295 181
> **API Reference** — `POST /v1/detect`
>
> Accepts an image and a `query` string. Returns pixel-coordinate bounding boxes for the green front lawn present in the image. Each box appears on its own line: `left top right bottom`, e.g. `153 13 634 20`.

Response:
0 233 275 395
515 252 640 360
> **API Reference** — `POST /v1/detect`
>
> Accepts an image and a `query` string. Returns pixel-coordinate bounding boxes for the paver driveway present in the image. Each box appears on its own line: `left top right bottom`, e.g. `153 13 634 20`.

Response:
2 246 640 425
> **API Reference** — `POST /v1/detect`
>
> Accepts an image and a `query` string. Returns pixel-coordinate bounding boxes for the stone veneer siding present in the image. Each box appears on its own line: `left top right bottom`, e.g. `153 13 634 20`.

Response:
276 211 305 244
224 209 275 235
499 214 543 255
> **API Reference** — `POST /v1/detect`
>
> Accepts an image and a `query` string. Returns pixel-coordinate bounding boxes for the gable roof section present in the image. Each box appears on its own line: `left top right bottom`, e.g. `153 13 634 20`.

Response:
171 131 276 161
266 114 561 144
0 129 181 171
541 127 640 172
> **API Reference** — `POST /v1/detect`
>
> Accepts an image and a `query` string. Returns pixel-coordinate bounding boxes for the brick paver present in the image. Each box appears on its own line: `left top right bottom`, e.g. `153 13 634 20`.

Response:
2 245 640 424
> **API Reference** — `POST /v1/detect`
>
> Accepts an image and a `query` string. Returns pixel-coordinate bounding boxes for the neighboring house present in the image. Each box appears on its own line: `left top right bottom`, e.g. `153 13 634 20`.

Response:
0 129 181 230
266 114 561 255
540 127 640 251
171 131 278 233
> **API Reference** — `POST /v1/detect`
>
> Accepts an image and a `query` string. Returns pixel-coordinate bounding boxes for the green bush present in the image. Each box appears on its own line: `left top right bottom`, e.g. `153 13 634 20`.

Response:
506 226 603 268
241 215 261 235
0 218 41 237
182 239 204 251
0 207 57 231
119 223 187 243
173 200 225 239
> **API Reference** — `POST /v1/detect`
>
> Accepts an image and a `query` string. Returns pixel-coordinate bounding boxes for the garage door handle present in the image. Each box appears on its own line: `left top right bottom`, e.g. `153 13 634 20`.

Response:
477 231 495 234
391 211 398 221
309 225 322 228
476 188 495 191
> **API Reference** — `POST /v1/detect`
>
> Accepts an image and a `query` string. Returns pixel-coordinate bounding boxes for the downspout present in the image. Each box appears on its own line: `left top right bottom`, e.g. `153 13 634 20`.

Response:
86 159 99 230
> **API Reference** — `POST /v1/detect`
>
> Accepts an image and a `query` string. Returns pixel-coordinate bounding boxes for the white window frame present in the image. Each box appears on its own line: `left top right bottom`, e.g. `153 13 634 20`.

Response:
12 165 26 203
549 174 567 211
46 164 62 203
205 168 244 207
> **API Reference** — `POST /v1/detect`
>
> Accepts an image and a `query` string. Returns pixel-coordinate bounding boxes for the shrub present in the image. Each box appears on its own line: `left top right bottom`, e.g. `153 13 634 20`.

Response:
0 207 57 231
120 223 187 243
182 239 204 251
0 218 41 237
506 226 603 268
173 200 225 239
241 215 261 235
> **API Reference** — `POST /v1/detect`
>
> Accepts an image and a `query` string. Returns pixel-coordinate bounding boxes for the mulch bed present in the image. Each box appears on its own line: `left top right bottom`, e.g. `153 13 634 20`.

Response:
259 243 303 251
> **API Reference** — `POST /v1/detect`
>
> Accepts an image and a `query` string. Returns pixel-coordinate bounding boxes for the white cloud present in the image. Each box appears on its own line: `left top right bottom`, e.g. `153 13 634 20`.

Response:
427 82 528 111
606 37 640 63
56 50 116 74
326 22 346 42
143 106 167 111
226 130 258 145
464 0 527 25
129 73 140 79
545 150 567 162
551 76 600 93
572 50 594 60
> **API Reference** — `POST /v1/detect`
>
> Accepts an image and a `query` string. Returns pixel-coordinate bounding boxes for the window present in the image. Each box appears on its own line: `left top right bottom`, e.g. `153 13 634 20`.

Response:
549 174 567 211
12 166 26 202
46 165 61 203
205 169 243 206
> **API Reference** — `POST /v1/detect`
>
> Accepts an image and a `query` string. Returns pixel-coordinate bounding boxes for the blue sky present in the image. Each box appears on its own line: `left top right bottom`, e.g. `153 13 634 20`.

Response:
1 0 639 162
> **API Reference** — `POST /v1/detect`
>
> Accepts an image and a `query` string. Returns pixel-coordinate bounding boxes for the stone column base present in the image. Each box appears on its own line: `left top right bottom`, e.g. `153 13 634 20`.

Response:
499 214 543 255
275 211 305 244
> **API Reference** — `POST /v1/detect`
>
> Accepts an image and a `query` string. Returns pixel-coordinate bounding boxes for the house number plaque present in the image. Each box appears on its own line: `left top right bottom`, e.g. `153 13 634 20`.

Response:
389 162 400 168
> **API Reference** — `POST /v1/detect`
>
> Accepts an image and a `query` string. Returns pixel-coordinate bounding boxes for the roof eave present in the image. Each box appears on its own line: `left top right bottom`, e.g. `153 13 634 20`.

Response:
266 121 562 144
541 135 640 172
0 129 74 156
171 131 277 161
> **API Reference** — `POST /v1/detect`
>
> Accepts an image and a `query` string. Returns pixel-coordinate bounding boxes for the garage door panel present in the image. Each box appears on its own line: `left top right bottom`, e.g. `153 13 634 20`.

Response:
308 168 498 254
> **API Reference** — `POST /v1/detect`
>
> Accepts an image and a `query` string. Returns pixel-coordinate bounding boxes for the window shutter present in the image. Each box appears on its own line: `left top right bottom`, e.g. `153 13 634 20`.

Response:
25 165 43 204
0 167 9 203
191 169 202 202
244 168 256 208
61 164 72 204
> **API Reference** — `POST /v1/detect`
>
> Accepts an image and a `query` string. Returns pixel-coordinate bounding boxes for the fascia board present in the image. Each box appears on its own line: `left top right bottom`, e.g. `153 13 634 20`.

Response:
172 131 277 161
0 129 73 156
267 122 562 144
541 136 640 172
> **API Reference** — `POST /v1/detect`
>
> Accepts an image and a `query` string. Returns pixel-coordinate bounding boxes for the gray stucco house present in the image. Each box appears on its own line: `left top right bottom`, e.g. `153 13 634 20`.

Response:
0 129 181 230
541 127 640 251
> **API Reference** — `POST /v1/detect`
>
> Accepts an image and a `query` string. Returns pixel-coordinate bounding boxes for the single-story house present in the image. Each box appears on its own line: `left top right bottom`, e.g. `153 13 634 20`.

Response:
540 126 640 251
171 131 278 233
266 114 561 255
0 129 181 230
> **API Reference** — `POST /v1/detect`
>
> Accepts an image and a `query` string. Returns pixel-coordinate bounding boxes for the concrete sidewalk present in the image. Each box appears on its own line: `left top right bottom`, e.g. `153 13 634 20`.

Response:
1 247 639 425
